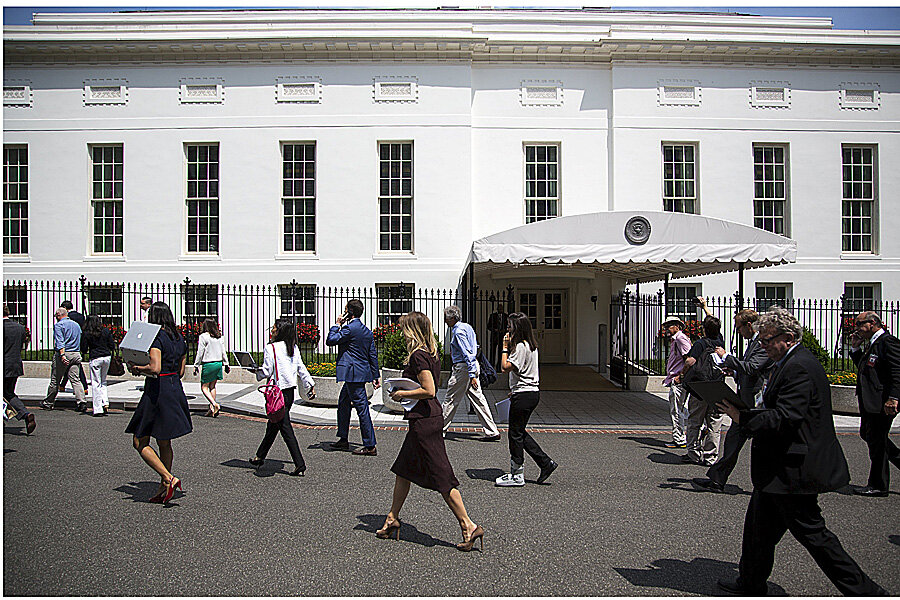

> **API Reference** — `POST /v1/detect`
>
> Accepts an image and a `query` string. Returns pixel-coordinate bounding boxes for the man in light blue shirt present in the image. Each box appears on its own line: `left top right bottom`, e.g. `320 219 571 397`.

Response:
442 305 500 441
41 307 86 411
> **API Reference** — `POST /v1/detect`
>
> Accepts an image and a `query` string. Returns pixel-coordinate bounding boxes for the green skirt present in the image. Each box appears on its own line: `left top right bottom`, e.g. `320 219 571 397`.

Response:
200 361 224 383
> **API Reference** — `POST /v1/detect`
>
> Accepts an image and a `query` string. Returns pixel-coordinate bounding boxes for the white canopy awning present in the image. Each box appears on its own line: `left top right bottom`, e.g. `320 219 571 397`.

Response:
466 211 797 283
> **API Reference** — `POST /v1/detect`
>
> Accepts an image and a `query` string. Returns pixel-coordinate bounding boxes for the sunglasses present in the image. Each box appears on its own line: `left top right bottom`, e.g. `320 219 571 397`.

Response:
759 332 787 346
855 319 874 327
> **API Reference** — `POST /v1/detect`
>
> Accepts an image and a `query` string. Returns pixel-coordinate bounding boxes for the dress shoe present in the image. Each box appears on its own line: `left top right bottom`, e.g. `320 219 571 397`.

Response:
77 402 88 413
330 439 350 451
853 486 888 497
692 477 724 493
681 454 702 465
665 441 686 449
536 460 559 484
91 410 107 417
352 446 377 456
25 413 36 434
248 457 264 467
477 434 501 442
40 401 54 411
717 577 767 596
289 467 305 476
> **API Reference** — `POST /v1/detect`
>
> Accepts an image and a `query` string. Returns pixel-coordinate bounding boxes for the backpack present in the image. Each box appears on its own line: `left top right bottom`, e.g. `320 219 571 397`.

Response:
683 340 725 384
476 350 498 388
258 344 285 422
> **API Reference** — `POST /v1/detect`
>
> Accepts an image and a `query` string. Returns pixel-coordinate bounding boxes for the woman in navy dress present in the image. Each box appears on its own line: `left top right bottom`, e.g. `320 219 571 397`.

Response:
125 302 192 504
378 311 484 552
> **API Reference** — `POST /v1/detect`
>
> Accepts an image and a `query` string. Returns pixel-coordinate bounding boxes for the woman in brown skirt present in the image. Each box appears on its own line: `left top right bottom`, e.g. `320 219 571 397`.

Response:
377 311 484 552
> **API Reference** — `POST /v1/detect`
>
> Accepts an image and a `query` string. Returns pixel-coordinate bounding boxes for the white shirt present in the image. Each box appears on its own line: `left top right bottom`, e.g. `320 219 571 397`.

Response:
194 332 229 366
508 341 540 393
139 308 149 323
257 341 315 392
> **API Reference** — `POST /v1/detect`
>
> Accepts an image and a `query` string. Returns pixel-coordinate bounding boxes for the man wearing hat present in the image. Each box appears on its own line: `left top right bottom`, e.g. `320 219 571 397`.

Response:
662 315 692 448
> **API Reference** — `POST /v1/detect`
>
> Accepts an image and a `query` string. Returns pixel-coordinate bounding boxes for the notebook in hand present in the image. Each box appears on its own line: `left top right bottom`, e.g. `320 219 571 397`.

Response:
684 379 753 410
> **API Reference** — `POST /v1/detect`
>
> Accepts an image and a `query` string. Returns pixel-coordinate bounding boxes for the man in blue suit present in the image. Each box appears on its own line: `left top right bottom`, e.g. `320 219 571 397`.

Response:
326 299 381 455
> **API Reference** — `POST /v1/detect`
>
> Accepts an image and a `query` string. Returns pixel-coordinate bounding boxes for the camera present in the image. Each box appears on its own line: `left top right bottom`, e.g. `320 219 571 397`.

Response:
690 297 702 306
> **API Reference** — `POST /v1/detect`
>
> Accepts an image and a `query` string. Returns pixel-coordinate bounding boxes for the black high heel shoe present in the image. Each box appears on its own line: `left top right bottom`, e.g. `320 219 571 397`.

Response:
456 525 484 552
376 519 401 540
249 457 264 467
290 467 305 477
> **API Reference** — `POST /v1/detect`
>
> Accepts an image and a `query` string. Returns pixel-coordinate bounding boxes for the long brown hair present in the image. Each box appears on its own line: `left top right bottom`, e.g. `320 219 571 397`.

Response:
398 311 439 361
507 312 538 352
202 318 222 338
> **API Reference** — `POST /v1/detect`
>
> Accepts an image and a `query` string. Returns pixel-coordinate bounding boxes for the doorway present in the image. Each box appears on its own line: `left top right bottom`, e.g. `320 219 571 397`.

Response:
519 289 568 363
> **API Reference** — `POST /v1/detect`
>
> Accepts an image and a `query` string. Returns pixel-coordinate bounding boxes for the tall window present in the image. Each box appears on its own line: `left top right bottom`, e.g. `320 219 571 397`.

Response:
666 285 700 323
841 145 877 253
282 143 316 252
279 284 316 324
378 142 412 251
844 283 878 314
3 285 27 326
662 143 697 214
91 145 124 253
3 145 28 255
524 144 559 223
753 144 788 235
184 285 218 324
85 286 124 326
519 292 538 328
376 284 413 325
755 284 791 312
186 144 219 253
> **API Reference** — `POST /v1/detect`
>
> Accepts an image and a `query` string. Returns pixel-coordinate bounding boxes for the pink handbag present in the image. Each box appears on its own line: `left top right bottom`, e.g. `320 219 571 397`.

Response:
259 344 285 423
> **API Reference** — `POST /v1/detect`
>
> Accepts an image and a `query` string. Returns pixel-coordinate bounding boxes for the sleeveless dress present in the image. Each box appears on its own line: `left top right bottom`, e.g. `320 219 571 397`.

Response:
125 331 193 440
390 350 460 493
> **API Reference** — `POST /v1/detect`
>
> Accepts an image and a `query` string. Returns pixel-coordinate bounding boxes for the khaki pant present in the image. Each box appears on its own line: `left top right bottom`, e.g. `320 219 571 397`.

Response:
668 383 689 445
44 351 85 405
685 393 724 465
442 363 499 436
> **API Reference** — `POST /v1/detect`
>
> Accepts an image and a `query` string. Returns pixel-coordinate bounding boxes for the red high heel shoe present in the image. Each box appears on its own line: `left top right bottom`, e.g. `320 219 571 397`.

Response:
162 477 182 504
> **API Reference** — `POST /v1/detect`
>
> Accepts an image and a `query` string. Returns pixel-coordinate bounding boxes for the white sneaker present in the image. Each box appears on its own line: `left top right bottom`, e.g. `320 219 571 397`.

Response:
495 472 525 487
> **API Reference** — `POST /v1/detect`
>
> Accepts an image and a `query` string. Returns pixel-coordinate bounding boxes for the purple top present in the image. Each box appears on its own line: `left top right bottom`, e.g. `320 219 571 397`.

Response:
664 330 692 386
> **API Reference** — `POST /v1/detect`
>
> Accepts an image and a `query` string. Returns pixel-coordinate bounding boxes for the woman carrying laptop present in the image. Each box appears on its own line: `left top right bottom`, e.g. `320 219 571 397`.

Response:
125 301 192 504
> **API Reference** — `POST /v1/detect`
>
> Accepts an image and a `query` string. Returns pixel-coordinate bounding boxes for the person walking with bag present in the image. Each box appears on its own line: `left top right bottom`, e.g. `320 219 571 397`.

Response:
495 312 558 487
193 318 229 417
81 315 115 417
379 312 484 551
249 320 315 477
125 302 191 504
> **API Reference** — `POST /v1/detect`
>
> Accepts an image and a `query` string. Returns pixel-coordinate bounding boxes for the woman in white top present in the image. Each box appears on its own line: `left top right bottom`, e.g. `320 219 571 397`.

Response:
249 319 316 476
495 312 558 487
193 319 230 417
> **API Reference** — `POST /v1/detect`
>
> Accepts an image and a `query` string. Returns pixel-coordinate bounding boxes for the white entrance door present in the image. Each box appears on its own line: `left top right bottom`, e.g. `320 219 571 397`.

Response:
519 290 568 363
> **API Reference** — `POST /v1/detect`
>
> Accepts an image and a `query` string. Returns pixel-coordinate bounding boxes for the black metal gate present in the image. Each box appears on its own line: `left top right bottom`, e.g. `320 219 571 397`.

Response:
609 291 629 388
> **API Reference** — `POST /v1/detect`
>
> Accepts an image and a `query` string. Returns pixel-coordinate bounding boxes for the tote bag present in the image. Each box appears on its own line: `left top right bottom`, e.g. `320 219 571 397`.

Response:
258 344 285 423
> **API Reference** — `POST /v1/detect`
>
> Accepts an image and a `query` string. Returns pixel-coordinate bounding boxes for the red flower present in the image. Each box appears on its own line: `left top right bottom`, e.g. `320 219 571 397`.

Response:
373 323 401 341
296 322 320 344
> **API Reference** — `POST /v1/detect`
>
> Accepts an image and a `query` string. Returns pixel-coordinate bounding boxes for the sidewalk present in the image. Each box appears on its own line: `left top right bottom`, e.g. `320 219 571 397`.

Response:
12 377 893 432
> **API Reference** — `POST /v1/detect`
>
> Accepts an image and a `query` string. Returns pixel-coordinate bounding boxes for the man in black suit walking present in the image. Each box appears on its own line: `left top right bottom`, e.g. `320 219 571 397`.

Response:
3 304 36 434
693 308 773 493
716 307 885 596
849 310 900 497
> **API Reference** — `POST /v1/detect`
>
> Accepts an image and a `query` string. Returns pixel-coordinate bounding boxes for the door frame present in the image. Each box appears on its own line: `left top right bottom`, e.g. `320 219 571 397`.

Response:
515 282 575 365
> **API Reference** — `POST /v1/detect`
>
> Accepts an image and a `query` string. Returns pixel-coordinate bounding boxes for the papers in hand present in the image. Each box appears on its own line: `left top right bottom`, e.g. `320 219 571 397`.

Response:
385 377 422 411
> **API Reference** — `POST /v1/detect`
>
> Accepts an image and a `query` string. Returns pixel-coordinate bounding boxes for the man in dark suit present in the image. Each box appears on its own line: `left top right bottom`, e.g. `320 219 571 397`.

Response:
326 299 381 456
716 307 885 596
3 304 36 434
849 310 900 497
693 308 773 493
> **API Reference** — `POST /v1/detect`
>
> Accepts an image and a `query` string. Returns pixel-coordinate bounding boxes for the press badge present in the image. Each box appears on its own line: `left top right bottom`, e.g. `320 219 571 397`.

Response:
868 354 878 367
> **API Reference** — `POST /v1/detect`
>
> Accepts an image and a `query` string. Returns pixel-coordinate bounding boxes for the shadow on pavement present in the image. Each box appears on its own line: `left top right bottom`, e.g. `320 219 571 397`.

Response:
3 425 28 436
114 481 164 503
306 440 357 452
220 457 294 478
465 467 505 482
647 451 687 465
355 514 457 549
660 477 750 496
5 448 16 453
619 435 668 448
614 556 787 596
889 534 900 547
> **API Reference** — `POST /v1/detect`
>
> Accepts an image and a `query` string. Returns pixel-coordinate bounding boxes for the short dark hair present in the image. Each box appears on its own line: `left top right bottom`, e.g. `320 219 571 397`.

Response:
141 296 152 304
346 299 364 318
60 300 74 310
3 304 8 318
702 315 721 339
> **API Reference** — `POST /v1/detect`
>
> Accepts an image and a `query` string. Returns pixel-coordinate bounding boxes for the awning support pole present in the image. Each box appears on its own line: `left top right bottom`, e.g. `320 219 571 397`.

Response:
468 261 476 328
737 262 745 359
663 273 670 314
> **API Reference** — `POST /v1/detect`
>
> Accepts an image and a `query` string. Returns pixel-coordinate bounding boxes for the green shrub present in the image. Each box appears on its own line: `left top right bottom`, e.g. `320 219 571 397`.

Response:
802 328 831 371
377 330 444 370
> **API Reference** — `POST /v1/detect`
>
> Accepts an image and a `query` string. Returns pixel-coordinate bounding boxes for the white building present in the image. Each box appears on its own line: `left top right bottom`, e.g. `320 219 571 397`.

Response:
4 8 899 368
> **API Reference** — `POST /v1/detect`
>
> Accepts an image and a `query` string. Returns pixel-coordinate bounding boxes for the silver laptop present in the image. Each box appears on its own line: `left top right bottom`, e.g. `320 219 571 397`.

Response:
231 351 258 370
119 321 161 366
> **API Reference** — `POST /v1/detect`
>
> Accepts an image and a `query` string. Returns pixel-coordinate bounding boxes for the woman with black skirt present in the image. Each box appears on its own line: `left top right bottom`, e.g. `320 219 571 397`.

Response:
378 311 484 552
125 302 192 504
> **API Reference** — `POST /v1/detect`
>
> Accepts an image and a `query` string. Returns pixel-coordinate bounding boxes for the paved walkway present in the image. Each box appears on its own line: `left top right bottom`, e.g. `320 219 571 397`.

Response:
11 377 894 432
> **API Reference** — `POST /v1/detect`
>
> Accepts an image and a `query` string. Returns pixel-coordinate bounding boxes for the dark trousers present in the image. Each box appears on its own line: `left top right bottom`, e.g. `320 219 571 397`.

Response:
738 490 885 595
508 391 551 469
336 382 376 448
707 425 749 485
859 410 900 491
256 387 305 471
3 376 29 420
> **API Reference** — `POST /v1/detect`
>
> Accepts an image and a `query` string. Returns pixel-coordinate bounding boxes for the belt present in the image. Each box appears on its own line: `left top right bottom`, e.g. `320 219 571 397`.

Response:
160 372 179 377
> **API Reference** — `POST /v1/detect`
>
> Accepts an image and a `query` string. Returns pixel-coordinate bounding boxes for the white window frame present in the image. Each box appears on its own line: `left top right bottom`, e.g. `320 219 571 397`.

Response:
754 284 793 312
180 78 225 104
85 285 124 326
843 283 881 314
841 144 878 255
276 76 322 104
752 143 790 237
373 76 418 103
3 285 28 326
377 141 414 253
658 80 701 107
281 142 316 254
83 79 128 106
376 283 414 326
278 284 317 324
184 143 220 255
662 142 698 214
3 144 29 256
749 81 791 108
89 144 125 255
523 143 560 224
839 83 880 110
520 80 563 106
3 81 33 107
666 284 702 324
183 284 219 324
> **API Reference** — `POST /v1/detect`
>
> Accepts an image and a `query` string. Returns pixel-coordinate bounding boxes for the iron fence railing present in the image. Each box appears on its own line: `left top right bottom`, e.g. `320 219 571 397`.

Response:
609 291 899 387
3 277 516 369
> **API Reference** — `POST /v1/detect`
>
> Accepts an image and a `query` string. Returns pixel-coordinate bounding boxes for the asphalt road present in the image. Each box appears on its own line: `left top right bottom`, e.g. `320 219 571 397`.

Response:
4 410 899 596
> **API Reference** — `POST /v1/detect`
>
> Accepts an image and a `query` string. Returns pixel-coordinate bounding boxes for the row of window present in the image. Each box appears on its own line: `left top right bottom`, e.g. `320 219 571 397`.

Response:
1 141 881 256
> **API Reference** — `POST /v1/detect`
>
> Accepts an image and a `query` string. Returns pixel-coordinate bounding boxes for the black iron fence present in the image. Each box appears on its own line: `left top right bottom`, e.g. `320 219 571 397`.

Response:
3 277 516 369
609 291 900 388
